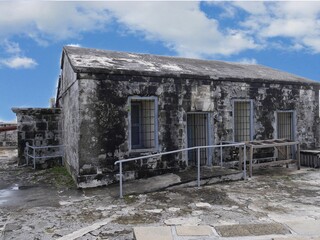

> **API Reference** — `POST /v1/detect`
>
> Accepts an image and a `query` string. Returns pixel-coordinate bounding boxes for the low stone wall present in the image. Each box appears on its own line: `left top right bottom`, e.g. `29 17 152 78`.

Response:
0 123 17 147
12 108 61 166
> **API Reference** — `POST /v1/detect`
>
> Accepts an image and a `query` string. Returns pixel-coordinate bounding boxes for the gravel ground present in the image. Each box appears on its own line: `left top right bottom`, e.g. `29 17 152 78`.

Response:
1 149 320 240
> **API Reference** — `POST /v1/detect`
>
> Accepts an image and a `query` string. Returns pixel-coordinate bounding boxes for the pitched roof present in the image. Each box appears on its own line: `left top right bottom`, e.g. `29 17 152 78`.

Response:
63 46 318 84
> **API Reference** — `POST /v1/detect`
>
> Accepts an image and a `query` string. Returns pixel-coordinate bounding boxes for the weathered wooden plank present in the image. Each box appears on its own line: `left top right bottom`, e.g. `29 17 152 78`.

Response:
250 141 299 149
251 159 296 168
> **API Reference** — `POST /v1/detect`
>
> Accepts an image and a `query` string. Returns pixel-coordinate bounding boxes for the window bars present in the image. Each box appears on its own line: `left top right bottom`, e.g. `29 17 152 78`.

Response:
187 113 208 166
234 101 252 142
277 112 293 140
130 98 156 149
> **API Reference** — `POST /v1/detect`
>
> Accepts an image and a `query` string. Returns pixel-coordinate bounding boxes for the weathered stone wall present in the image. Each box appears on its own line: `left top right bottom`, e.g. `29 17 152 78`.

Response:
0 123 17 147
57 56 80 182
71 72 319 187
12 108 61 166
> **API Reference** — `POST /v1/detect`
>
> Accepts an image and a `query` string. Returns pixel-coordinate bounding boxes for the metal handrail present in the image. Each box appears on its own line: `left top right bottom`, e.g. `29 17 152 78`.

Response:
25 142 64 169
114 142 247 198
27 144 64 149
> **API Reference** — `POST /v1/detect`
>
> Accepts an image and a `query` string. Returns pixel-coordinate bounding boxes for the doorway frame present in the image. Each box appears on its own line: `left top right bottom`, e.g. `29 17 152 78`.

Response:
275 110 296 159
186 112 213 166
275 110 296 141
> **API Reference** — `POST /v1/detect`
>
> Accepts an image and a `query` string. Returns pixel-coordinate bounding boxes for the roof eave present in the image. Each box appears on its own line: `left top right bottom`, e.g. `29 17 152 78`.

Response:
72 67 319 86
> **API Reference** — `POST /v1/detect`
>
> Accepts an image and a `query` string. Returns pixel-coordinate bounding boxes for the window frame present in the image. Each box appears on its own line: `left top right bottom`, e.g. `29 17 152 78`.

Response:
128 96 159 152
232 99 254 142
130 102 142 149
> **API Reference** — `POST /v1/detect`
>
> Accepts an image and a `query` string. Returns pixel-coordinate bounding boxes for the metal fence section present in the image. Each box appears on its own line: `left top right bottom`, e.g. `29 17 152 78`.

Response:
25 142 64 169
114 142 246 198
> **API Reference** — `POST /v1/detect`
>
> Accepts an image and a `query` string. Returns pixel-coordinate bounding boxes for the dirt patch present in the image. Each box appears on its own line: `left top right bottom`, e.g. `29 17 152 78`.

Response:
174 187 236 205
0 150 75 189
146 187 236 208
114 212 161 225
215 223 290 237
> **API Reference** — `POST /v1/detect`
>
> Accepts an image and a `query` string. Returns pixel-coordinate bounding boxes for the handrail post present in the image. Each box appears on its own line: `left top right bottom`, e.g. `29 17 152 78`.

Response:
297 143 301 170
33 146 36 169
197 148 200 187
119 162 123 198
243 144 247 180
26 142 29 166
220 142 223 167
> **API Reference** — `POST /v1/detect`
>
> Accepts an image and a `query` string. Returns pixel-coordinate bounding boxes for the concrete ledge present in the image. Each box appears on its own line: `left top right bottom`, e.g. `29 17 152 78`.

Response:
133 226 173 240
176 225 213 236
273 237 320 240
285 220 320 236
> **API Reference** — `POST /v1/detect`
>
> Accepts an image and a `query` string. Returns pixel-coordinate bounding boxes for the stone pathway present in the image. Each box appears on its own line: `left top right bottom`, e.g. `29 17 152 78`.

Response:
133 220 320 240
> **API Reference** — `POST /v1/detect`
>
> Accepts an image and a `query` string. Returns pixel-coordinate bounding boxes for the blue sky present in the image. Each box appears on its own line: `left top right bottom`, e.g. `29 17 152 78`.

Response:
1 1 320 122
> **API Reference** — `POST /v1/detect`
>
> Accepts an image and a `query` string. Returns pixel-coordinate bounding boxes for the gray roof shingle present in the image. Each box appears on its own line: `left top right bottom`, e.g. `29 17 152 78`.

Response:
63 46 318 84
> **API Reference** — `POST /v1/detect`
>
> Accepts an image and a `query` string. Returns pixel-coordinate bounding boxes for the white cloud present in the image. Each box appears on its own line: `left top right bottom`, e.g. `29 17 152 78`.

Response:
0 56 37 69
66 43 82 48
0 40 38 69
232 2 268 16
1 39 21 54
0 1 258 58
104 2 257 58
232 1 320 53
0 2 112 43
261 19 315 38
238 58 258 65
0 1 319 59
303 37 320 52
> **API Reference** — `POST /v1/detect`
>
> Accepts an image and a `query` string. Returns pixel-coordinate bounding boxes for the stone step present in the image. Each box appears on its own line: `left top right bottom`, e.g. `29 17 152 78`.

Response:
133 222 320 240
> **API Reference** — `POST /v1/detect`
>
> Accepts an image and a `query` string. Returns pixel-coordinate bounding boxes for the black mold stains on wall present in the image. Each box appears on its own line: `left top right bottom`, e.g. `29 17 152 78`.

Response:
96 80 127 157
64 72 320 187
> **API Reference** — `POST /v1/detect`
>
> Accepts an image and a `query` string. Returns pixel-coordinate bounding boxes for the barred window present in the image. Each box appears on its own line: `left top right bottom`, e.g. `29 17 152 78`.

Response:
130 97 157 150
234 100 253 142
277 112 293 140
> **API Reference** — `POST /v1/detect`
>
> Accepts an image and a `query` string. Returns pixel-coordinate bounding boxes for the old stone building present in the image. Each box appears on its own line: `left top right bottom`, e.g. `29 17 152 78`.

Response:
53 46 320 187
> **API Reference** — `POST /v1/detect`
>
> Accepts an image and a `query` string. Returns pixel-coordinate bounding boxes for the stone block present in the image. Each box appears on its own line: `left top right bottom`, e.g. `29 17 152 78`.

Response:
133 227 173 240
285 220 320 236
48 121 58 131
176 226 213 236
36 122 47 131
164 217 201 226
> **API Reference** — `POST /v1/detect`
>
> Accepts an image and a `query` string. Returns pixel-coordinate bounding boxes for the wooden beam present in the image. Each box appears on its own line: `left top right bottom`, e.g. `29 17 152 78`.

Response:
251 159 296 168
